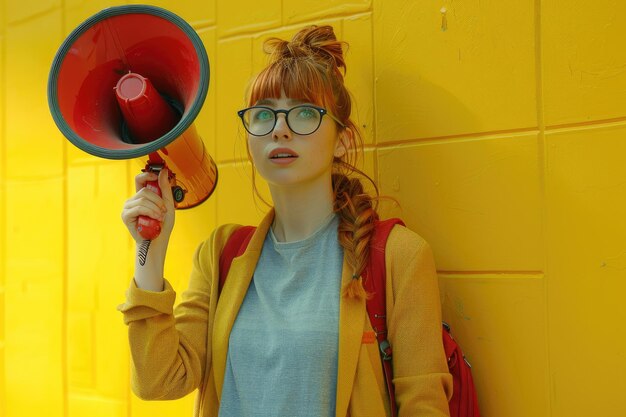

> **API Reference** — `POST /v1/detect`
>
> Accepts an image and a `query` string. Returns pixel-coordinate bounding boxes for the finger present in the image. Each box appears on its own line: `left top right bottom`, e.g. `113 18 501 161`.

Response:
159 169 175 207
132 188 167 211
134 171 159 192
121 205 165 225
124 195 165 216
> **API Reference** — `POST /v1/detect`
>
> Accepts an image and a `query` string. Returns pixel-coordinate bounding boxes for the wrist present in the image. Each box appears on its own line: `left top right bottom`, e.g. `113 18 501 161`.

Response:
135 236 168 259
133 239 168 291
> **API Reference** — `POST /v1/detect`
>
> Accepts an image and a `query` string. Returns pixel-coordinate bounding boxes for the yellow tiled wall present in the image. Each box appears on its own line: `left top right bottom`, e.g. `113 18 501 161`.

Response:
1 1 625 416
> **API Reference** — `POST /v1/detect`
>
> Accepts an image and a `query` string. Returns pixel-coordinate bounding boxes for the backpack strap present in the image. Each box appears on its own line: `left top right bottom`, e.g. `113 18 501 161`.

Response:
362 218 405 417
218 226 256 294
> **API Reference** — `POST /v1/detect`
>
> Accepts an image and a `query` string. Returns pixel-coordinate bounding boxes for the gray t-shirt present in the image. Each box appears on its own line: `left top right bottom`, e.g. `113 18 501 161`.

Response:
218 214 343 417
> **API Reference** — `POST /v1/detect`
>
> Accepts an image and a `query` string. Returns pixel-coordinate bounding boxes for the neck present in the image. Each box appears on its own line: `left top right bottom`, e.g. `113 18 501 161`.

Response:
269 179 335 242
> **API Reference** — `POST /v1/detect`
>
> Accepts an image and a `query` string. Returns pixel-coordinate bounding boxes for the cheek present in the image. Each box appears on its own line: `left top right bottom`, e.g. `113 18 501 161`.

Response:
247 137 262 163
307 142 337 173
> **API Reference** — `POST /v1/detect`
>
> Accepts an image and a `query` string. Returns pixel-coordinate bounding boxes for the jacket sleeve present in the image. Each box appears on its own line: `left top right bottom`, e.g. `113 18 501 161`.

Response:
385 227 453 416
117 234 217 400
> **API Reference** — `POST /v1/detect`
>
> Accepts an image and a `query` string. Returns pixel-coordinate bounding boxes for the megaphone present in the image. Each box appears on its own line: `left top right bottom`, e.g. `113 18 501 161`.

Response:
47 5 217 240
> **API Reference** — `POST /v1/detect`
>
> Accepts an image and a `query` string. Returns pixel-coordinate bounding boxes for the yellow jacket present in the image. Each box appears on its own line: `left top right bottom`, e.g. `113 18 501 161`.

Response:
119 210 453 416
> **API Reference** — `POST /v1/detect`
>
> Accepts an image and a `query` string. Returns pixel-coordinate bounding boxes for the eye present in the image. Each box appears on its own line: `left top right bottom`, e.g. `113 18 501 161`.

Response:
253 109 273 121
295 107 317 119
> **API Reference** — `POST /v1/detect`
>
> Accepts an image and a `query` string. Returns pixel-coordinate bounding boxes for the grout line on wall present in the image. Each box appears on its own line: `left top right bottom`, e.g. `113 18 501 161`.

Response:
4 6 59 27
216 159 252 168
438 271 545 277
0 2 4 404
1 0 7 308
280 0 284 27
59 2 70 416
278 9 373 31
2 172 66 181
192 18 216 29
534 0 554 415
194 23 217 33
375 127 542 149
545 116 626 131
0 4 6 412
212 0 219 228
217 21 287 42
124 159 133 417
217 11 372 42
369 3 379 185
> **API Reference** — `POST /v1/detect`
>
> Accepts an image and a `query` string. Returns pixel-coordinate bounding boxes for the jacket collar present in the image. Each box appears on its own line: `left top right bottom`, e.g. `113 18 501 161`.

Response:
212 208 365 415
212 209 273 398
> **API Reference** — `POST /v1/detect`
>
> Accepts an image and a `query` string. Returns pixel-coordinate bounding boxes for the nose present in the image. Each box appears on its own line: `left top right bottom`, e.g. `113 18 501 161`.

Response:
272 114 292 141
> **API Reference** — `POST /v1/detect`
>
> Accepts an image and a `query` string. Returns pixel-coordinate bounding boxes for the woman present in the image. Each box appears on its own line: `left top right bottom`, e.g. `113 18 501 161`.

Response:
119 25 452 417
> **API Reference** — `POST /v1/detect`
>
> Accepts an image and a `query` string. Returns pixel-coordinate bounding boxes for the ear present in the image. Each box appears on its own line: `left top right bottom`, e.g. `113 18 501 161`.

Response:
334 128 351 158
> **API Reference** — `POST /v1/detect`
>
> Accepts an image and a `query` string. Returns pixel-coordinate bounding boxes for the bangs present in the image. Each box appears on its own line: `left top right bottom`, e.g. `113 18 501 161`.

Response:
248 59 334 107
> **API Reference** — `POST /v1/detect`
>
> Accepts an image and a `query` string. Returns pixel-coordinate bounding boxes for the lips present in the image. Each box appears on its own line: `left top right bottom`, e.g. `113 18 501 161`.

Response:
269 148 299 159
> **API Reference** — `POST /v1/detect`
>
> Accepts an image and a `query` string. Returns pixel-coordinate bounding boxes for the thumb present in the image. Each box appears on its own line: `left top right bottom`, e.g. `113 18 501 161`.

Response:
159 168 175 208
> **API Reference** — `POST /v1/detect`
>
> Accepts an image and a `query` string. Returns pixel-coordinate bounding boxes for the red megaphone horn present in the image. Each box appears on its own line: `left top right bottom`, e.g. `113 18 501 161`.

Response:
47 5 217 240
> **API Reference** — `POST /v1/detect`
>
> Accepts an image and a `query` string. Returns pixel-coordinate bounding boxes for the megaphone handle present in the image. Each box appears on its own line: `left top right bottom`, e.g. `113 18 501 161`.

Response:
136 179 162 240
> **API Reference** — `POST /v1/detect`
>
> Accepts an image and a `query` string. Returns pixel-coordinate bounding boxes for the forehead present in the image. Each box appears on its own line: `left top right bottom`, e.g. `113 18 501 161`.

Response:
254 97 309 107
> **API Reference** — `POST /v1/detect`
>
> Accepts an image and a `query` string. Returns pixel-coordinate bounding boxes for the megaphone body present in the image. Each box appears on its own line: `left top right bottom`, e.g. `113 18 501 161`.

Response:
48 5 217 240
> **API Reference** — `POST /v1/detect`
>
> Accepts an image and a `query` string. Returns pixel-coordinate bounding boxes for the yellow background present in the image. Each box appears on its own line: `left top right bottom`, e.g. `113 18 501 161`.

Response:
1 0 625 416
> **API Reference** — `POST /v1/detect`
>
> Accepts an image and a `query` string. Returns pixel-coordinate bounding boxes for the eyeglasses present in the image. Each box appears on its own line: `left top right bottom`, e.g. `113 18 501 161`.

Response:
237 105 345 136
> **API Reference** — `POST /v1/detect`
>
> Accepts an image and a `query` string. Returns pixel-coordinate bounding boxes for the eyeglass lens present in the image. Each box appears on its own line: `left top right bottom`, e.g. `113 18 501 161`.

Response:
242 106 322 136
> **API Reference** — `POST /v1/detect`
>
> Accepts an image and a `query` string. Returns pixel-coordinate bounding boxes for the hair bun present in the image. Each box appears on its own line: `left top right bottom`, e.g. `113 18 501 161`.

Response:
264 25 347 75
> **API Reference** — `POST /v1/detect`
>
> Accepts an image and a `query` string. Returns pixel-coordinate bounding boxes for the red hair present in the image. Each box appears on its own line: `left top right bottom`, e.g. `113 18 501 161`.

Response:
246 25 379 299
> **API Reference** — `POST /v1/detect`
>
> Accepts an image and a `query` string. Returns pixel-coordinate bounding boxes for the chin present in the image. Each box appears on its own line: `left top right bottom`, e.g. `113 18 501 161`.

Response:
266 175 305 188
257 163 332 190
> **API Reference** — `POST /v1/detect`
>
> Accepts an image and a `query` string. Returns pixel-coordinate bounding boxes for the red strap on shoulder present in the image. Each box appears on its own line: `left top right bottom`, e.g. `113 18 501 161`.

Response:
362 217 405 417
219 226 256 293
363 218 405 342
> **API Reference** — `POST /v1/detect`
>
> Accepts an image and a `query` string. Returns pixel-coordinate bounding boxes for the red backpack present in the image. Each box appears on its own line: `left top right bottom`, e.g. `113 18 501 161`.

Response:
218 219 480 417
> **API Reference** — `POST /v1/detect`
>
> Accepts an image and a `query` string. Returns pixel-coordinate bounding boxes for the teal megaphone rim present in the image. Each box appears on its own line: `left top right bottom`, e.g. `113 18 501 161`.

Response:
47 4 210 160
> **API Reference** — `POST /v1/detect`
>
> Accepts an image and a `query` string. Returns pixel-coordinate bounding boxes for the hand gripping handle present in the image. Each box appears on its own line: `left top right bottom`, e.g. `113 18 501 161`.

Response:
136 179 162 240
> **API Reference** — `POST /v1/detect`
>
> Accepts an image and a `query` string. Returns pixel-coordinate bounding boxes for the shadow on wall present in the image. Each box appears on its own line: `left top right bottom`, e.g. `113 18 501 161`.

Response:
375 66 481 143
